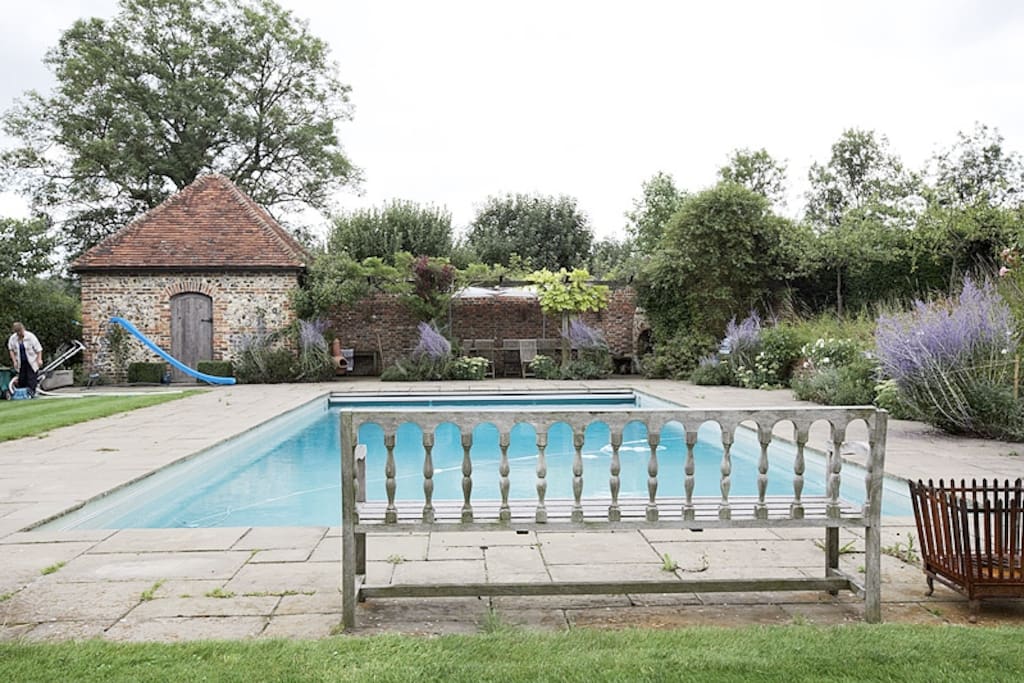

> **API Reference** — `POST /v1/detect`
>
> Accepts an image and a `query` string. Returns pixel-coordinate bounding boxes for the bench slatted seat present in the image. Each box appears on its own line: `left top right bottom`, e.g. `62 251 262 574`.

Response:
340 405 888 629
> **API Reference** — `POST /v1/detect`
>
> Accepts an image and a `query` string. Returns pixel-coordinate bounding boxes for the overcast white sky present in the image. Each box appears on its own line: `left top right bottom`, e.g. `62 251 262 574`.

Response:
2 0 1023 240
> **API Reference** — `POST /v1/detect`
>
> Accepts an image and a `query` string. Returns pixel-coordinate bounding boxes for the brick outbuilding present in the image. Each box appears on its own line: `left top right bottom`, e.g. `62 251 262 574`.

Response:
72 174 307 381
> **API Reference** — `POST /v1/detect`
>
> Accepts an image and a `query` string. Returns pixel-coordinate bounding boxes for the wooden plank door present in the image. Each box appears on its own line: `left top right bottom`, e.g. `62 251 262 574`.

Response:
170 293 213 382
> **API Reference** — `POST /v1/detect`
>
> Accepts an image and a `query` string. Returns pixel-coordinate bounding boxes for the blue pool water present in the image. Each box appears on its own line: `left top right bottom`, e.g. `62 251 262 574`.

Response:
39 391 913 530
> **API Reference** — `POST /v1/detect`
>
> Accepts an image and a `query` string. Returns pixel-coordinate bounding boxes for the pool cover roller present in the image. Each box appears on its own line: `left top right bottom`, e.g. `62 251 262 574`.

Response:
110 316 236 385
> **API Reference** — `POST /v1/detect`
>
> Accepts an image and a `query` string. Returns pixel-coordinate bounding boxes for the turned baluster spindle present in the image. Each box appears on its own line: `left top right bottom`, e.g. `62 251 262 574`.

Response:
421 431 435 523
719 424 734 520
828 425 846 518
384 432 397 524
646 430 660 522
461 430 474 522
791 423 809 519
755 422 772 520
535 430 548 523
572 428 585 522
683 429 698 520
608 430 622 522
498 431 511 522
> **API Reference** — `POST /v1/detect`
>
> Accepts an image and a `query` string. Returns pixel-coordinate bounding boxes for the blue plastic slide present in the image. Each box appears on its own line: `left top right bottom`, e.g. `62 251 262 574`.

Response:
110 317 236 385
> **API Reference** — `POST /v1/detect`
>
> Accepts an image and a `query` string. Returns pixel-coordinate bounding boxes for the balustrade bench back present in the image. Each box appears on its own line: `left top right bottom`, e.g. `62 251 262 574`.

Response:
340 404 888 629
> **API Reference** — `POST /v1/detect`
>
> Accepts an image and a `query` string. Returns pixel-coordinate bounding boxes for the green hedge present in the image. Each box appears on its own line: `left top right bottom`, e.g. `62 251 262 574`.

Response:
127 362 166 384
196 360 233 379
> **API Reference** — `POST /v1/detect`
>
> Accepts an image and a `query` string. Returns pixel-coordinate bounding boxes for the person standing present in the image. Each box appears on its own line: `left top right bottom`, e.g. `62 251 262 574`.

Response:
8 322 43 396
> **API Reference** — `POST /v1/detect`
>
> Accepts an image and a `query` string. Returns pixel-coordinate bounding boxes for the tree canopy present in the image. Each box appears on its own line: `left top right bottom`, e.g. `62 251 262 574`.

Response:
0 217 55 280
329 201 453 261
0 0 357 259
625 172 686 255
466 193 593 270
719 148 787 207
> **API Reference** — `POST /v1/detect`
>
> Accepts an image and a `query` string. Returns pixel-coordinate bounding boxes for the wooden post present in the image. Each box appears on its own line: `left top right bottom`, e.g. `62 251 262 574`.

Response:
340 412 357 630
1014 354 1020 401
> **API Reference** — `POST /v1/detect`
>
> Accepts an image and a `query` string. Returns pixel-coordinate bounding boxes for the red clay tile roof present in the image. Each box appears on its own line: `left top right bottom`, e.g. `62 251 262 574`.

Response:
72 174 308 272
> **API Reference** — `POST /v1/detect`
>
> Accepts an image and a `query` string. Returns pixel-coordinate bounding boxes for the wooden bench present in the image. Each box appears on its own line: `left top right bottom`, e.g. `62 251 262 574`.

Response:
339 406 889 629
909 478 1024 622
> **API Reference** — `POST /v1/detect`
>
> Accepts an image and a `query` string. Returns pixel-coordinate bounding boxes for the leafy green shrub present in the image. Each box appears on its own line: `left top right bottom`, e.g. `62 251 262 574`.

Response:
529 354 560 379
0 277 80 355
234 333 296 384
690 355 733 385
449 356 489 380
799 337 861 370
127 362 165 384
873 378 918 420
560 351 613 380
792 355 877 405
758 325 806 385
196 360 233 378
642 331 717 378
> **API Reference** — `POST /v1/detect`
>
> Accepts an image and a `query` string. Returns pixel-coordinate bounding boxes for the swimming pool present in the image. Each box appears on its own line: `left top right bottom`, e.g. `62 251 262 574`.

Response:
38 390 913 530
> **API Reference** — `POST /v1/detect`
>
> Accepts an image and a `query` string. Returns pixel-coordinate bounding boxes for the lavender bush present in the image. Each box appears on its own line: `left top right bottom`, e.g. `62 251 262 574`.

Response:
565 319 606 350
295 319 334 381
412 322 451 360
875 278 1022 439
723 312 762 370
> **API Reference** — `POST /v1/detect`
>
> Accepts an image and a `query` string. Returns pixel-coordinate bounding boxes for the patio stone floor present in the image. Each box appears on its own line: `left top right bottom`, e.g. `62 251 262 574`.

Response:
1 379 1022 641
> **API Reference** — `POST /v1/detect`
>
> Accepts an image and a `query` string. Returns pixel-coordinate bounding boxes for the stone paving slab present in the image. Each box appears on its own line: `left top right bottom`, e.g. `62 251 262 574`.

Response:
537 530 660 565
224 561 339 595
23 621 108 642
263 613 340 639
1 579 152 623
390 559 487 585
569 603 792 628
54 551 252 583
233 526 327 551
93 528 249 553
275 592 343 616
485 545 549 582
125 595 280 619
104 616 268 642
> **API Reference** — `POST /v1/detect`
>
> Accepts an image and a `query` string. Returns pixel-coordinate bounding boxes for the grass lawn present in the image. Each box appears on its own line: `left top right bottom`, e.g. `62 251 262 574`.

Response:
1 625 1023 682
0 391 200 442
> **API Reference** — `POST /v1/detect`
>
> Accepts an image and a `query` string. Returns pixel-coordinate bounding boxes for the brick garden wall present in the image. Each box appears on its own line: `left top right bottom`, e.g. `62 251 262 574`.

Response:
326 288 637 371
79 271 300 380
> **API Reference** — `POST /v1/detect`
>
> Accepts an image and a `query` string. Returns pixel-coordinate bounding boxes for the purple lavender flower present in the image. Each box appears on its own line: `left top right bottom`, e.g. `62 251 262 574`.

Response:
413 322 451 360
875 277 1018 434
299 319 329 352
565 318 606 349
723 311 762 366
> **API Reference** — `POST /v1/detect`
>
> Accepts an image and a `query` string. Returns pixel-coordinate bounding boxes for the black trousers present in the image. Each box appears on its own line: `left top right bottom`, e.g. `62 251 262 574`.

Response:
17 345 39 393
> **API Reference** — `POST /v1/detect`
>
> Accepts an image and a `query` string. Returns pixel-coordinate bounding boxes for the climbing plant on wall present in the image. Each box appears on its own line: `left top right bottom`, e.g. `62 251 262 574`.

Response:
527 268 609 362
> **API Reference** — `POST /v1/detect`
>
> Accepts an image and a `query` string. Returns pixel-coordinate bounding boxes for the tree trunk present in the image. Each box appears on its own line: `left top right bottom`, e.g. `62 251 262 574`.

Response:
561 314 570 365
836 267 844 318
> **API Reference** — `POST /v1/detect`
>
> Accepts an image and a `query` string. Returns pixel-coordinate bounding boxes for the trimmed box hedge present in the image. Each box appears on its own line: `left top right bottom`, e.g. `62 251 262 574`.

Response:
127 362 166 384
196 360 233 379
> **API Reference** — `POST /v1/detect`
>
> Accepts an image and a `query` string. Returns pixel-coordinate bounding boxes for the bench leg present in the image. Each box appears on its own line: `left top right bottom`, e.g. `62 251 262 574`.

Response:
864 523 882 624
341 525 357 629
825 527 840 595
356 532 366 602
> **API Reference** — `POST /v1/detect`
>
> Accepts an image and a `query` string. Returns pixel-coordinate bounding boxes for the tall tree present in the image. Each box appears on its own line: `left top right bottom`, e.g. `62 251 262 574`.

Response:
1 0 357 259
805 129 919 314
0 217 56 279
329 201 453 261
625 172 685 255
466 194 593 270
719 148 787 206
920 124 1024 286
639 182 805 359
